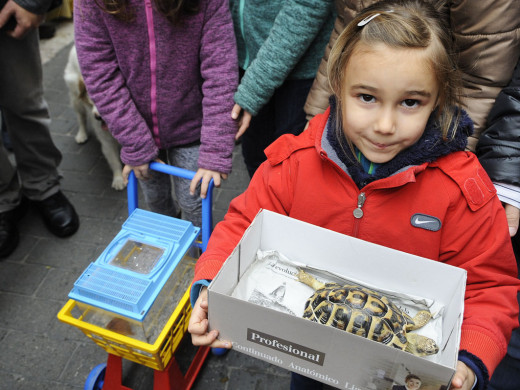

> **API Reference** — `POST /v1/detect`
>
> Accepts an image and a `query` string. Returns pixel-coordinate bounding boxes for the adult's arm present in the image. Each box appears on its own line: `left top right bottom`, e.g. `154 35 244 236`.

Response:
477 60 520 187
451 0 520 151
12 0 53 15
477 59 520 236
0 0 52 38
235 0 334 116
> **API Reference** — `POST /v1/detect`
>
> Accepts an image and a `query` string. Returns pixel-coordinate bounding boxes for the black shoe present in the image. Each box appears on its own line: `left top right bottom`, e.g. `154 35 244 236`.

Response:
33 191 79 237
0 209 20 259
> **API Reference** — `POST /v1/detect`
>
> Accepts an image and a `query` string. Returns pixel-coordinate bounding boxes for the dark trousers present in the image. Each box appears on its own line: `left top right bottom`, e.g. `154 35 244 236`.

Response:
0 28 62 212
241 75 313 178
488 232 520 390
290 373 324 390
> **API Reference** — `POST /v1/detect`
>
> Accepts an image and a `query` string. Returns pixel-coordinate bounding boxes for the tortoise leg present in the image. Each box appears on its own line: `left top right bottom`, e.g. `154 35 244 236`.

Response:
409 310 432 330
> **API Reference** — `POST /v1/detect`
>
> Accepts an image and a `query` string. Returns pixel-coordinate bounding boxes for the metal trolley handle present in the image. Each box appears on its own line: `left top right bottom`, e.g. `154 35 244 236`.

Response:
126 162 214 252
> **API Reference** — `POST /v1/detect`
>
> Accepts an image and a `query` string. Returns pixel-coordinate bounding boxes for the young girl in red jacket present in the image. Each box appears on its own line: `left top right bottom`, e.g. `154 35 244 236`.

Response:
188 1 520 389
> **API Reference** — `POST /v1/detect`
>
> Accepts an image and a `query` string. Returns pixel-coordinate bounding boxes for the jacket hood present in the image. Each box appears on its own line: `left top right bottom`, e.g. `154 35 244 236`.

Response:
326 96 474 188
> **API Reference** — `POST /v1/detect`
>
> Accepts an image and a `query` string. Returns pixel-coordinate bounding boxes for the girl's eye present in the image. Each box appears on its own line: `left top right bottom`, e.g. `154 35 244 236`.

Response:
402 99 419 108
359 94 375 103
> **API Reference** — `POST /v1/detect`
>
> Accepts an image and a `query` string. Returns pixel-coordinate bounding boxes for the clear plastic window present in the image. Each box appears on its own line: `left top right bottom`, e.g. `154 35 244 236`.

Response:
109 240 164 274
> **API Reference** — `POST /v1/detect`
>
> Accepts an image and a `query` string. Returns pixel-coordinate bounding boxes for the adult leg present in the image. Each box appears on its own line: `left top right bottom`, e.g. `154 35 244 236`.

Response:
0 30 78 240
273 78 314 140
0 138 21 214
241 77 313 178
0 144 21 258
240 94 276 178
0 29 62 202
1 110 13 151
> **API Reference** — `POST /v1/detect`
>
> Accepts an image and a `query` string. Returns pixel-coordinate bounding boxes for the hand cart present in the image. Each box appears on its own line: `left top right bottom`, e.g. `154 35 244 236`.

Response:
57 162 213 390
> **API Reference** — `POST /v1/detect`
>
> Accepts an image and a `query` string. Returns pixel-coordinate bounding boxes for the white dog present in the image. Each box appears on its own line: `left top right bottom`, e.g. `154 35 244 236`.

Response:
64 45 125 190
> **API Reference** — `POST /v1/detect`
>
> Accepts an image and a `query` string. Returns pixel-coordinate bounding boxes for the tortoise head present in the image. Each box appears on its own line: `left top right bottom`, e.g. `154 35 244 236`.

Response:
405 333 439 356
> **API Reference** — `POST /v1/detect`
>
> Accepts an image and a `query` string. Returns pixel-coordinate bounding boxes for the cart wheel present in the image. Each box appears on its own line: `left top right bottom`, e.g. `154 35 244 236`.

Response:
84 363 106 390
211 347 228 356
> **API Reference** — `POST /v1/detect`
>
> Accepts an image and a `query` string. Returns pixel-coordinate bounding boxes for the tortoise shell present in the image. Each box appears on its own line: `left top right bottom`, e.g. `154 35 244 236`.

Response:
303 281 414 349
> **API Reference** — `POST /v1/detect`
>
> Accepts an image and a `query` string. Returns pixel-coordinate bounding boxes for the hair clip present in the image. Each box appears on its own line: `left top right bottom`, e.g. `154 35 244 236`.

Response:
357 10 394 27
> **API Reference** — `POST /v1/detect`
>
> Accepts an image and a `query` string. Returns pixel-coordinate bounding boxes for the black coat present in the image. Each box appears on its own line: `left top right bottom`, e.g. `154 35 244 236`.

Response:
477 60 520 186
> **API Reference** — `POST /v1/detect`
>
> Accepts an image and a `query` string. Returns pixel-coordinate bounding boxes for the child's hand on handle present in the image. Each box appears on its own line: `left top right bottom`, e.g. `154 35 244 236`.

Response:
449 361 476 390
190 168 227 199
231 104 252 140
123 163 150 184
122 158 165 184
188 287 231 349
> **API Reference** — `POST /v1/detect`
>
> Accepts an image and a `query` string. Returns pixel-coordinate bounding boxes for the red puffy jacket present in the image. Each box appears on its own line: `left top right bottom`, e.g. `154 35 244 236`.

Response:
194 109 519 375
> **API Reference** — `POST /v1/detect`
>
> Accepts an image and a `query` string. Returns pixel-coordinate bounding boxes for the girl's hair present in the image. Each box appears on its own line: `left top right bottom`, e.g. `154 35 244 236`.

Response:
327 0 463 140
94 0 200 24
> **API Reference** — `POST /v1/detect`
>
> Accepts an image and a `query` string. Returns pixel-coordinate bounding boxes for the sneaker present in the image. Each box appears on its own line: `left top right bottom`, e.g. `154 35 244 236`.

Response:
32 191 79 237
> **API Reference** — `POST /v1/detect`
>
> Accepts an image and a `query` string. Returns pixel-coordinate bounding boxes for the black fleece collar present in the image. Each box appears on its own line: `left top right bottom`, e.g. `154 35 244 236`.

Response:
326 96 474 189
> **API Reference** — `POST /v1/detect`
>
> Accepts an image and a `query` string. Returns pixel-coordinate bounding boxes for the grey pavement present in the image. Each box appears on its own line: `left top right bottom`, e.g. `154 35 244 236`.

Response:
0 20 291 390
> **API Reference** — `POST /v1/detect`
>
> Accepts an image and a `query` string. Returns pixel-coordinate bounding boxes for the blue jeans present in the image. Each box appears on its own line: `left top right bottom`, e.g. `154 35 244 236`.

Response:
241 74 313 178
488 232 520 390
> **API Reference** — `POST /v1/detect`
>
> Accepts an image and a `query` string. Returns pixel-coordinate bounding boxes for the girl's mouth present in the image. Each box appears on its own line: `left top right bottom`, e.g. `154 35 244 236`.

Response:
371 141 388 149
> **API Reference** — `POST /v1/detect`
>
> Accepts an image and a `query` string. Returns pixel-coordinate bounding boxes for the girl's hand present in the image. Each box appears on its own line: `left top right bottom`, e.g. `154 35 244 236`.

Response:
449 361 476 390
190 168 228 199
231 104 252 140
188 287 231 348
122 158 164 184
122 163 150 184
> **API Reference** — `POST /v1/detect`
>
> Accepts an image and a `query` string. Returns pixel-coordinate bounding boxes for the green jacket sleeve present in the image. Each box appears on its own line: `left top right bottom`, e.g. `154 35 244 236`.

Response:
234 0 334 116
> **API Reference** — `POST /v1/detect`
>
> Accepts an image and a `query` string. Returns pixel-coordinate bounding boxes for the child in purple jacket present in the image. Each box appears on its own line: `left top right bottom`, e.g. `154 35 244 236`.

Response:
74 0 238 227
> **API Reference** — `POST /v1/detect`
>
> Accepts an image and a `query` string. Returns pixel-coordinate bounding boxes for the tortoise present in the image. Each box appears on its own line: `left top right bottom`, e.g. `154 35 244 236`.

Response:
296 269 439 356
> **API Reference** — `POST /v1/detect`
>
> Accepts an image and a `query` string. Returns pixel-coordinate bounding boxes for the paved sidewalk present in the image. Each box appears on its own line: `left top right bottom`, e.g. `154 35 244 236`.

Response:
0 20 291 390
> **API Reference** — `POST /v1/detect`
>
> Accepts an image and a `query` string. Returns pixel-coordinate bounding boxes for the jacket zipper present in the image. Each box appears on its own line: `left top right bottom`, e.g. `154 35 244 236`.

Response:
238 0 250 69
353 192 366 237
144 0 161 148
318 151 368 237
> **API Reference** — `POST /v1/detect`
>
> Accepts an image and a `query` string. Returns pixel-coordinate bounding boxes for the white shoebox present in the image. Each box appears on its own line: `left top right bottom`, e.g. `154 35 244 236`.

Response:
208 210 466 389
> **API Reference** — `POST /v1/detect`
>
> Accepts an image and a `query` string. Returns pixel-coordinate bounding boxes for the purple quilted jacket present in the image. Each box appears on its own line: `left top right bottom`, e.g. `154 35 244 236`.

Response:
74 0 238 172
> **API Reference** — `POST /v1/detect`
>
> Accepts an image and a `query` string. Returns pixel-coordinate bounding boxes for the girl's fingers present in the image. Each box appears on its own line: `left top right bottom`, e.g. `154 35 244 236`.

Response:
231 104 242 120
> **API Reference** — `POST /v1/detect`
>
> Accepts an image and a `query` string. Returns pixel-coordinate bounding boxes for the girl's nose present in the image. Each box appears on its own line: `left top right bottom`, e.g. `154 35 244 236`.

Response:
375 107 396 134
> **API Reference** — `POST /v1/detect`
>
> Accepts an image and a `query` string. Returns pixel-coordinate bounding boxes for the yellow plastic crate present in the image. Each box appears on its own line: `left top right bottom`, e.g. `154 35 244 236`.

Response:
57 286 192 371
